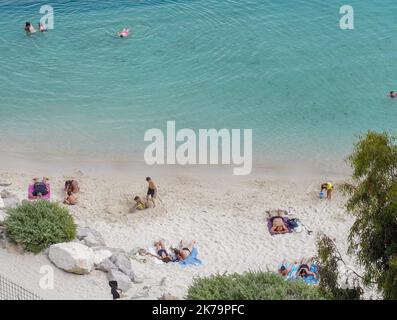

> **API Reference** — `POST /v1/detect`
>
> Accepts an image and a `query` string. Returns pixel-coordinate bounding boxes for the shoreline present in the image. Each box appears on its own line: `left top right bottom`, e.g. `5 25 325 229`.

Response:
0 150 352 183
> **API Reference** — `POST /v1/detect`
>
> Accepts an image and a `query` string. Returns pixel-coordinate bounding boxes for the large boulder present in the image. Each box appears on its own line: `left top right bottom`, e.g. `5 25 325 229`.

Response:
107 269 132 292
49 242 95 275
0 189 13 199
111 252 136 282
96 258 117 273
76 226 106 247
2 196 20 210
0 225 6 240
93 248 113 266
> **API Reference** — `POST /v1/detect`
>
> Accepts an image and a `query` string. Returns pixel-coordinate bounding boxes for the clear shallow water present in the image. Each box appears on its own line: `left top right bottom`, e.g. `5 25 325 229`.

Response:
0 0 397 171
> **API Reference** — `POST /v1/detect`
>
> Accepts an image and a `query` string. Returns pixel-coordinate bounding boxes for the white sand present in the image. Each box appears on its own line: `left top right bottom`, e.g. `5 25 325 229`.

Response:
0 166 365 300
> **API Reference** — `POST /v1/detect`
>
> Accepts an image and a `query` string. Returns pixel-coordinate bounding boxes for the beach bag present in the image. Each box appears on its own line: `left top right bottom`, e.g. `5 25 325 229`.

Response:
33 182 48 195
289 218 303 233
288 218 299 229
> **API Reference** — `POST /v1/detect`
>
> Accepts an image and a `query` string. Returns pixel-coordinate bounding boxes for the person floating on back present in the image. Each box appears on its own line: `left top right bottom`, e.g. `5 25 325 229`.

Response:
24 22 36 35
320 182 333 200
117 28 130 38
146 177 157 207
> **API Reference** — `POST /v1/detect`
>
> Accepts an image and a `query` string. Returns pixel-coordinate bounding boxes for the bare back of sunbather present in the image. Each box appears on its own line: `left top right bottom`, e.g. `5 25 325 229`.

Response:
271 217 289 233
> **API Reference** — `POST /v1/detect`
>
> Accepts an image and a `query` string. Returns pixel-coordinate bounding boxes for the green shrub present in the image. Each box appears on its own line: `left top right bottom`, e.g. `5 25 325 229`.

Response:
4 200 76 253
187 271 327 300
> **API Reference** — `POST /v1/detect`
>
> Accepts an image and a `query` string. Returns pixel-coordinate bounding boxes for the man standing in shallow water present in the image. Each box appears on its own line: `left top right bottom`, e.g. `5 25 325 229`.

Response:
146 177 157 207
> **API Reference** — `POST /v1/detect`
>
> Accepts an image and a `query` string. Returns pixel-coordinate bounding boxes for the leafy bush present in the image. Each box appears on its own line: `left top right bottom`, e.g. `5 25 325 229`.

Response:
4 200 76 253
187 271 327 300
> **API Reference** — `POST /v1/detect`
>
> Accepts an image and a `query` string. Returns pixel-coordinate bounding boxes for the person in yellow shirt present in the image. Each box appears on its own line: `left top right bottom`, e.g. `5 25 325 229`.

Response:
321 182 333 200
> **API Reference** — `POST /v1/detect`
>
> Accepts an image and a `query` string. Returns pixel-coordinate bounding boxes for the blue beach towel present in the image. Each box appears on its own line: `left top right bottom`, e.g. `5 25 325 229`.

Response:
302 264 320 285
279 262 299 281
179 247 202 267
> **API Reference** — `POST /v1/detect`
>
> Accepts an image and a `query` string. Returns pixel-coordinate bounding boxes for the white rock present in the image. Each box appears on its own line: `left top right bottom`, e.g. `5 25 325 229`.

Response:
3 196 20 209
0 181 12 187
0 198 4 209
93 249 113 266
49 242 94 275
0 210 8 223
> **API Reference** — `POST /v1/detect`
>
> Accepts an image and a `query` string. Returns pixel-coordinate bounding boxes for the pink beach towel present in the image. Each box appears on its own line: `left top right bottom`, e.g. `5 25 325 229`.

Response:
28 184 51 200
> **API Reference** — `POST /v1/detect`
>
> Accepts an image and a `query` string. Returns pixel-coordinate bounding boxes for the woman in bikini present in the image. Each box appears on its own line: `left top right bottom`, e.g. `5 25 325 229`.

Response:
173 240 196 261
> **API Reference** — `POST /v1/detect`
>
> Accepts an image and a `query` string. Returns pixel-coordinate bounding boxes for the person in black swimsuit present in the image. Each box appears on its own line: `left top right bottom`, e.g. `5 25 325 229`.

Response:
173 240 196 261
146 177 157 207
297 263 318 279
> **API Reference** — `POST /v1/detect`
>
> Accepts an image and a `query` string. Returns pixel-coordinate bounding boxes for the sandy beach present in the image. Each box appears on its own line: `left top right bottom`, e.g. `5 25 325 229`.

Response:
0 161 366 300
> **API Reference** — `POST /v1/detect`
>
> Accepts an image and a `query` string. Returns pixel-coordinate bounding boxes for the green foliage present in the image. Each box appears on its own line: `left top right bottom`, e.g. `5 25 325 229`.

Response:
187 271 327 300
317 234 362 300
4 200 76 253
344 131 397 299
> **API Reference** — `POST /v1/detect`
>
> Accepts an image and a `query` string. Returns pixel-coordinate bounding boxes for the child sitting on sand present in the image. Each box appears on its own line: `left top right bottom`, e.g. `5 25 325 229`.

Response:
131 196 151 213
65 179 79 194
64 191 77 205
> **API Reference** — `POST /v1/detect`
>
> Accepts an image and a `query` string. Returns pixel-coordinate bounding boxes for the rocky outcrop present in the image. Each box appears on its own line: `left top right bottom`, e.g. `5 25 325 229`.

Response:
93 248 113 266
0 210 8 223
76 226 106 247
48 242 95 275
0 190 20 209
0 180 12 187
107 269 132 292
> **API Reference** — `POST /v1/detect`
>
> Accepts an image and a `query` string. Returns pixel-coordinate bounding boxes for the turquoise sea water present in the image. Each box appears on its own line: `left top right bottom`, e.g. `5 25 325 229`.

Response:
0 0 397 172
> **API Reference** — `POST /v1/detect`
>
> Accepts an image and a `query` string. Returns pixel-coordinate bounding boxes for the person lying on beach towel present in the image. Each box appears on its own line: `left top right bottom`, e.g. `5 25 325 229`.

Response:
297 262 319 285
270 217 290 234
266 210 309 235
131 196 152 213
278 258 319 285
266 210 292 235
171 240 202 266
278 261 300 280
28 177 51 200
142 241 174 263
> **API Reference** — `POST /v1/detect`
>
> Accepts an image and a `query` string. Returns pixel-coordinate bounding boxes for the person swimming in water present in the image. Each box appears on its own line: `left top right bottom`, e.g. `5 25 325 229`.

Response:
24 22 36 35
38 22 47 32
117 28 130 38
388 91 397 98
